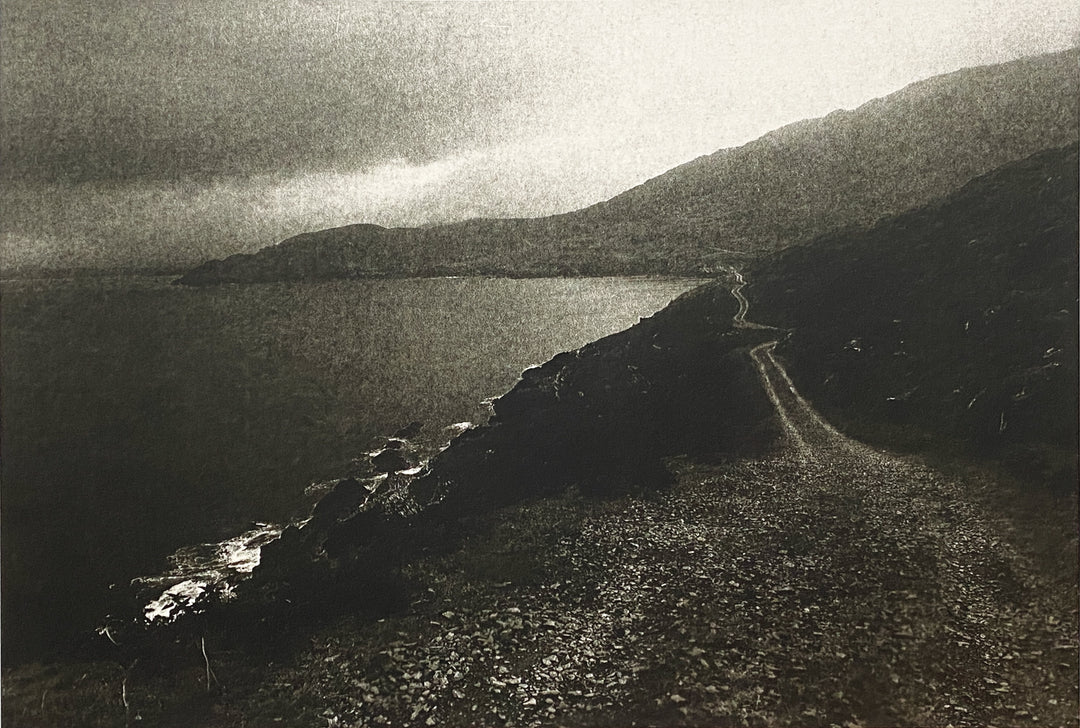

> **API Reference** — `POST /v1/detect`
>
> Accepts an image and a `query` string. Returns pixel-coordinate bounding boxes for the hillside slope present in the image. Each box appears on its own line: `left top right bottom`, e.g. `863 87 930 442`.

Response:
179 49 1078 284
154 146 1078 637
10 146 1078 725
749 143 1079 487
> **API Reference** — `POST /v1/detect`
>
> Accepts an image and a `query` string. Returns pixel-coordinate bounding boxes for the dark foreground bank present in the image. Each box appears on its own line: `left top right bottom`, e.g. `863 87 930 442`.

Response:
98 278 780 651
3 145 1076 726
3 299 1075 725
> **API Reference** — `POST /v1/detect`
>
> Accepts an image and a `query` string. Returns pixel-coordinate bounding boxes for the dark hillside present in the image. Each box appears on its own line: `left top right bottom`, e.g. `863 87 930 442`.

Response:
178 49 1078 284
748 143 1079 488
124 281 778 641
266 282 780 591
408 283 778 523
562 48 1078 261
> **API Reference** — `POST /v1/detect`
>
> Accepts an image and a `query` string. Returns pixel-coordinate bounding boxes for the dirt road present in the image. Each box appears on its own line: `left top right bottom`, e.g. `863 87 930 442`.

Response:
8 275 1075 727
235 276 1076 726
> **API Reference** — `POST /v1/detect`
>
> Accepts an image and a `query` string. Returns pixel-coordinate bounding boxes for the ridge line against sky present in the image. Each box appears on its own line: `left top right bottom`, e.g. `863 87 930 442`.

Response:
2 0 1078 270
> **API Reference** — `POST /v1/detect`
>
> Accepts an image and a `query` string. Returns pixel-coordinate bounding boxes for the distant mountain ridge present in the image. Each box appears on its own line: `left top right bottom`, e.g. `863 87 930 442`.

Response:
178 48 1078 285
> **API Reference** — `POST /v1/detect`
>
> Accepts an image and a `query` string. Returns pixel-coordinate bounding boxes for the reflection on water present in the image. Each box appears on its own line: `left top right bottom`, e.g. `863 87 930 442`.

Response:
138 522 286 623
1 274 702 662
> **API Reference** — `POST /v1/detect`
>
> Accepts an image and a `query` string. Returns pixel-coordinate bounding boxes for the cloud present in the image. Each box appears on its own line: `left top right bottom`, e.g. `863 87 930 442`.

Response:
1 1 562 182
1 129 707 270
2 0 1077 269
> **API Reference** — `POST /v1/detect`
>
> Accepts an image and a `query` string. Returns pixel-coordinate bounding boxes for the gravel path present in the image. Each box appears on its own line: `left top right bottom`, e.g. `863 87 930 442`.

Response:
15 274 1069 727
230 336 1077 727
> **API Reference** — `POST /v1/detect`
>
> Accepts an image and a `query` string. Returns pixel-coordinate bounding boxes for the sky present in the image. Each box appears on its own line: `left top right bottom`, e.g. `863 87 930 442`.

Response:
2 0 1078 271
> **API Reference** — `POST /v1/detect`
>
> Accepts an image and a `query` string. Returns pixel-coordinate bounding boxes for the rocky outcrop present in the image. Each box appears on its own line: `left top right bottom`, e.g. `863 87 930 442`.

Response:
222 282 779 619
370 446 415 474
407 284 778 528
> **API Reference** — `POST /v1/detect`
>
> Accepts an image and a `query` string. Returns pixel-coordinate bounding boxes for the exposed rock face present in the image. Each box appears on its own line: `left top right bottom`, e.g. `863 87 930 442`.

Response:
408 284 778 527
309 478 365 526
370 448 413 474
239 283 779 611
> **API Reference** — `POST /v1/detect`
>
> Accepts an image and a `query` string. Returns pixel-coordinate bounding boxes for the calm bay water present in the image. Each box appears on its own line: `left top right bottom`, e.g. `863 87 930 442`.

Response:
1 275 701 663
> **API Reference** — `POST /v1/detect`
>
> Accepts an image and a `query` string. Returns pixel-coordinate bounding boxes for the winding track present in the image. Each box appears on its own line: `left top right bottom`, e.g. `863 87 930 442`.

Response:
730 265 864 461
727 266 773 330
730 268 751 324
87 270 1076 727
725 269 1076 724
284 270 1077 727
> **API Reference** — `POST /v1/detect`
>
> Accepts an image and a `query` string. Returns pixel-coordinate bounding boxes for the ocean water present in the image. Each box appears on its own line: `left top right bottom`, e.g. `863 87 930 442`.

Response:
0 274 702 663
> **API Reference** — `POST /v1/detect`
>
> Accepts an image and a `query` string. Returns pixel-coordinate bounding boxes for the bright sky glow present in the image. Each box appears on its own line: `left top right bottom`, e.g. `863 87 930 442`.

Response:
1 0 1077 269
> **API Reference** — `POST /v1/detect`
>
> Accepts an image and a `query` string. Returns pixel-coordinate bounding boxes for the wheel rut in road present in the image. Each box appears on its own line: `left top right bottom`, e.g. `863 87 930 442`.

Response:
199 272 1079 727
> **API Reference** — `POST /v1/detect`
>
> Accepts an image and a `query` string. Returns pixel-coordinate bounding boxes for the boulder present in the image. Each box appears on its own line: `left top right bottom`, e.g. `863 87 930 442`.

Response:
309 478 366 525
371 448 413 473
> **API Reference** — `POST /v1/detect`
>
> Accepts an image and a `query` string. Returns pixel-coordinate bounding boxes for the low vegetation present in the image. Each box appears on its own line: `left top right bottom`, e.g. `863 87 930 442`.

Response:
749 143 1079 492
5 137 1077 728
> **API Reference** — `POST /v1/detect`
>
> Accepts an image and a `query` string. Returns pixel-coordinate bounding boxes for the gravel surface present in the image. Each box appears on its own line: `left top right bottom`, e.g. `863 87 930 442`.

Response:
219 339 1077 727
5 290 1075 727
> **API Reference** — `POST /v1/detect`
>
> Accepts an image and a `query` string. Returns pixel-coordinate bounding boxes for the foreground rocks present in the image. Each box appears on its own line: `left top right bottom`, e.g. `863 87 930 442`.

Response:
225 282 776 620
200 343 1075 727
7 337 1074 727
254 450 1075 728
